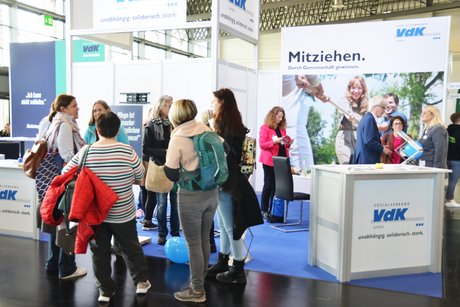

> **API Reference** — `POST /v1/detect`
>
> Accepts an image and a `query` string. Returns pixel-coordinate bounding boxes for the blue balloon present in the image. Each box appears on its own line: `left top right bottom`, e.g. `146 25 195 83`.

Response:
165 237 189 264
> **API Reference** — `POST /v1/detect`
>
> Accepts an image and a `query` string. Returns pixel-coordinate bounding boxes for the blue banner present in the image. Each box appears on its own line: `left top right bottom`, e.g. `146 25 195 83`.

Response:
110 105 143 158
10 42 56 138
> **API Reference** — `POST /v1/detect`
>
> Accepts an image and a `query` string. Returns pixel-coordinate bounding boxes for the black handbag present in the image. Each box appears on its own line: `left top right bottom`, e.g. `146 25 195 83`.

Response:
55 145 91 255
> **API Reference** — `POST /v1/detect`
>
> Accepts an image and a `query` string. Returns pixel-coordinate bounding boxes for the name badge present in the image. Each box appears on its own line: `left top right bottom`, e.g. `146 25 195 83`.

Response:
423 135 428 139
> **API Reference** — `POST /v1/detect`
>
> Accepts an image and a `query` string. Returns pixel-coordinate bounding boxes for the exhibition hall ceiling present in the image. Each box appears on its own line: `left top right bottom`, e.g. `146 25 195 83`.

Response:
187 0 460 34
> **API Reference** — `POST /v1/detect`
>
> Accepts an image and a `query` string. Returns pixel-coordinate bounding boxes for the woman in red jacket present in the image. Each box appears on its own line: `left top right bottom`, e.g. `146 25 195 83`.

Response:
259 106 293 220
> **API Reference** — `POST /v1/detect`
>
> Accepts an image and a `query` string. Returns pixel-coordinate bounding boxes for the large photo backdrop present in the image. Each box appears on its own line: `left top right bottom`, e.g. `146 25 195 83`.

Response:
281 17 451 168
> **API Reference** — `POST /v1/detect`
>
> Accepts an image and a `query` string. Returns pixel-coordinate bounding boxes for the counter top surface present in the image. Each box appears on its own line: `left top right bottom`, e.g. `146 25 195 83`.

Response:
312 164 450 175
0 159 22 169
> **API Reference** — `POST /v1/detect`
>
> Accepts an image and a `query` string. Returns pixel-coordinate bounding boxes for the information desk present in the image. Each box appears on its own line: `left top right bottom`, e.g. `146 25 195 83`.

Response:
0 159 38 239
308 164 449 282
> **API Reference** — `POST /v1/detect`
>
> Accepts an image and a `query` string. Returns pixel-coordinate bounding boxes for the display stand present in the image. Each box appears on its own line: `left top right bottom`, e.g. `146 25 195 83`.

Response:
308 164 449 282
0 160 38 239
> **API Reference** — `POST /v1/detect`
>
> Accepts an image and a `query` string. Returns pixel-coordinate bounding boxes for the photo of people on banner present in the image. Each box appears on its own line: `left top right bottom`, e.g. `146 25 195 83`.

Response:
281 72 445 167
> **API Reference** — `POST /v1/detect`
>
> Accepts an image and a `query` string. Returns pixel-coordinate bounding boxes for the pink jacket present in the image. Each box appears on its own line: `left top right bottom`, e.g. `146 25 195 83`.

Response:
258 124 290 167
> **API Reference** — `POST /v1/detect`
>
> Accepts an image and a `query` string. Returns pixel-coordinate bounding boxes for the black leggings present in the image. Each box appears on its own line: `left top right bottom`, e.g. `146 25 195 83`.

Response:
141 185 157 221
261 164 275 213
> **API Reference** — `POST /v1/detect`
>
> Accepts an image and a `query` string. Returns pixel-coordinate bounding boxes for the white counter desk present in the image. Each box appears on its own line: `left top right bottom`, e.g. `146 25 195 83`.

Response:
308 164 449 282
0 159 38 239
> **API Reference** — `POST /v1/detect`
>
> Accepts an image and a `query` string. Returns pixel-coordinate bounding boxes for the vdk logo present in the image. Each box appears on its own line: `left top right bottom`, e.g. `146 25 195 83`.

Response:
374 208 408 222
396 27 425 37
0 189 17 201
229 0 246 10
83 45 99 53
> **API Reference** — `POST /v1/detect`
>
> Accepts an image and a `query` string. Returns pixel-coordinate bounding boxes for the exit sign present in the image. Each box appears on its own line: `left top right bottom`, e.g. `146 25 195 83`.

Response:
44 15 53 26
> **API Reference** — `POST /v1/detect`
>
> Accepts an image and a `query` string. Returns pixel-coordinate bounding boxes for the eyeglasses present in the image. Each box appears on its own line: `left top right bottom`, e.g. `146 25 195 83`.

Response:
393 122 402 126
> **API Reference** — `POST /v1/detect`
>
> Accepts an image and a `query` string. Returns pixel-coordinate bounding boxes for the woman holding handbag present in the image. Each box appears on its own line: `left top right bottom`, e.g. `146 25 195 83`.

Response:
37 94 87 280
142 95 179 245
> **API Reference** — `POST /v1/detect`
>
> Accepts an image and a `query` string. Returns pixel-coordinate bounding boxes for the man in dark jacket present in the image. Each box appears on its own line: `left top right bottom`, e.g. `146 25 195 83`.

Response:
354 96 392 164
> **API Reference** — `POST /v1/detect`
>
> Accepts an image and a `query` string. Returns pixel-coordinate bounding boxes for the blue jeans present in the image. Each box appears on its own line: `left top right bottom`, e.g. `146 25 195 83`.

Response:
447 160 460 200
46 233 77 278
217 191 244 260
156 191 179 237
45 155 77 278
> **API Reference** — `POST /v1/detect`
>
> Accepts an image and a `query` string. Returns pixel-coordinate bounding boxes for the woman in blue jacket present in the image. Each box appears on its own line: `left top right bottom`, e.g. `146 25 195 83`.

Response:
84 100 129 145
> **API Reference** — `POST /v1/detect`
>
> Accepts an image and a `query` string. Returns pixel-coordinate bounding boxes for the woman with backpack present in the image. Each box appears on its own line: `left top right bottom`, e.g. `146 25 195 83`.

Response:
163 99 219 303
206 88 263 284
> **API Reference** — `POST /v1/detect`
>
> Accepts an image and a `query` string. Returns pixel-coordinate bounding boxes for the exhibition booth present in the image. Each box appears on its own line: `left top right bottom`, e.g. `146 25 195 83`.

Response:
0 0 455 298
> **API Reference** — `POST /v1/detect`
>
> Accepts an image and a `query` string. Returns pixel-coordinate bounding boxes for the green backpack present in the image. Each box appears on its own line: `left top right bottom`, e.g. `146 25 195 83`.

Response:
178 131 229 191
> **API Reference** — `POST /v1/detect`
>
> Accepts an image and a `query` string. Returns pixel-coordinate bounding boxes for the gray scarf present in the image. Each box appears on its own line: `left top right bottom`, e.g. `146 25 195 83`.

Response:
151 117 171 141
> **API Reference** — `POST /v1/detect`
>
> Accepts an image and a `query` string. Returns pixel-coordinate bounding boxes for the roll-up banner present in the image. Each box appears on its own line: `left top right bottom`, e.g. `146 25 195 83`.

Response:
10 42 61 138
280 17 450 168
10 40 105 138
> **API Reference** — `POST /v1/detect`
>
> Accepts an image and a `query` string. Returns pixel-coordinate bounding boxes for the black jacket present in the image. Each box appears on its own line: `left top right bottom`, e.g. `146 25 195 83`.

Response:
222 128 264 240
142 119 172 164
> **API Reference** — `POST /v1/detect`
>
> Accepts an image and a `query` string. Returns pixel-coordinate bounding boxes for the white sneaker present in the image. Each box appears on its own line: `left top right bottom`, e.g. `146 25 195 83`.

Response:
59 267 87 280
445 201 460 208
98 294 111 303
136 280 151 294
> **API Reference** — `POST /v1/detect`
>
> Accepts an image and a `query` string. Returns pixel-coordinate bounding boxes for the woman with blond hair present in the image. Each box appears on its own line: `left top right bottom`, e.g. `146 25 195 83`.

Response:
163 99 219 303
418 105 448 169
259 106 293 220
335 76 369 164
142 95 179 246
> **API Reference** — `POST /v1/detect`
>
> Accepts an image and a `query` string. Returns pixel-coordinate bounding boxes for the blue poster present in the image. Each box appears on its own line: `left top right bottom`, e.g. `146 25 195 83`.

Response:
110 105 143 158
10 42 56 137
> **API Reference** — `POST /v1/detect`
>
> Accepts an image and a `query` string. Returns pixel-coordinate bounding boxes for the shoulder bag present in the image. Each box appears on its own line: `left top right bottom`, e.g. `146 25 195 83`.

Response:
23 139 48 179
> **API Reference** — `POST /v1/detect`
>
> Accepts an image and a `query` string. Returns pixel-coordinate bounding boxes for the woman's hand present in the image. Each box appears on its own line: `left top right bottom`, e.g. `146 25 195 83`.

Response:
272 136 283 144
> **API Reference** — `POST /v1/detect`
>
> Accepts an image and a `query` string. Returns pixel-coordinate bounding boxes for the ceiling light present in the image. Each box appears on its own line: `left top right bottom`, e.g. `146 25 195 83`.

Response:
332 0 346 9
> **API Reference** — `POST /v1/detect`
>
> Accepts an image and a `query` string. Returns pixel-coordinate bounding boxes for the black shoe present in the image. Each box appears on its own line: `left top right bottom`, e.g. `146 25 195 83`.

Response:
207 253 229 279
216 259 247 284
45 267 58 276
142 221 157 230
262 211 269 220
268 215 284 223
157 236 167 245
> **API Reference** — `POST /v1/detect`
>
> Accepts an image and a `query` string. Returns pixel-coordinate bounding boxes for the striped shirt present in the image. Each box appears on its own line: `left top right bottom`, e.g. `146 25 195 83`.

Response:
63 143 144 223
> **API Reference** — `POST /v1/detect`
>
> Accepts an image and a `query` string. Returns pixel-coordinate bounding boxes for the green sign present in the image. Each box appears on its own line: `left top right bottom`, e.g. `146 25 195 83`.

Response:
73 39 105 62
44 15 53 26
